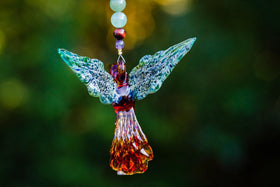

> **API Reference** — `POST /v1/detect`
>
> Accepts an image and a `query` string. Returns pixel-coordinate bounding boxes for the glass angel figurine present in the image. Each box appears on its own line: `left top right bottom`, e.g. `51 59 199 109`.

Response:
58 37 196 175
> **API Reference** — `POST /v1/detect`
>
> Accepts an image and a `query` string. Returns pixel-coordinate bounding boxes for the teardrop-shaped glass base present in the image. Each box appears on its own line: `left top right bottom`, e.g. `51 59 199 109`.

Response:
110 108 153 175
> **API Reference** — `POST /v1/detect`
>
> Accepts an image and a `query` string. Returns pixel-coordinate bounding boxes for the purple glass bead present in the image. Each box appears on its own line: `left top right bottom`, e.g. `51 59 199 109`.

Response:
115 40 125 50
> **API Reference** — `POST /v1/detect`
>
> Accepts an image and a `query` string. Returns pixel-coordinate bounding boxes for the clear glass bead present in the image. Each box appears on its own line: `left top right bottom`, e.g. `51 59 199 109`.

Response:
110 0 126 12
111 12 127 28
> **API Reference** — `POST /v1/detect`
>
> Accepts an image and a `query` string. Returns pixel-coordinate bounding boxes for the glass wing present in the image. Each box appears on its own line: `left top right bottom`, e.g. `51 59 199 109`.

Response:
58 49 117 104
129 37 196 100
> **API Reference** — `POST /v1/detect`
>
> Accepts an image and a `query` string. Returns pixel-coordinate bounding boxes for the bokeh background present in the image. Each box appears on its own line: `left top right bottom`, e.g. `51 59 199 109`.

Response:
0 0 280 186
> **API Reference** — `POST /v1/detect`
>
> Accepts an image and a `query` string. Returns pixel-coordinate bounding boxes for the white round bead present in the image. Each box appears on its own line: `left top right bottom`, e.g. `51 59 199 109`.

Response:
110 0 126 12
111 12 127 28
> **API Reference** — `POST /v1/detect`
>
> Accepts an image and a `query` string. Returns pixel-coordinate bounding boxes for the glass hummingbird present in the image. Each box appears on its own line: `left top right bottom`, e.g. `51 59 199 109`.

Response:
58 37 196 175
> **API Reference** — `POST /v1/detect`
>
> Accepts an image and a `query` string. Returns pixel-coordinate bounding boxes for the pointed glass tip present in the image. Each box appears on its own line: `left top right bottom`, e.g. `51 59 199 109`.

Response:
57 48 74 60
190 37 197 44
183 37 196 51
57 48 66 55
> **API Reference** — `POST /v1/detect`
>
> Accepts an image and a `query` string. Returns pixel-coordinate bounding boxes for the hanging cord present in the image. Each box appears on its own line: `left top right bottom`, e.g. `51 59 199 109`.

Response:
117 54 126 64
110 0 127 61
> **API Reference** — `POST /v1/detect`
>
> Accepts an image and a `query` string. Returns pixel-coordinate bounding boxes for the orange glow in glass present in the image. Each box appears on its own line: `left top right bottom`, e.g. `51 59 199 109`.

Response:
110 108 153 175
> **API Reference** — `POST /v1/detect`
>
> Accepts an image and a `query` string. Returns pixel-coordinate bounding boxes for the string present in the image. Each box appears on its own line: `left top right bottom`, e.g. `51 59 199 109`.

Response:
117 54 126 64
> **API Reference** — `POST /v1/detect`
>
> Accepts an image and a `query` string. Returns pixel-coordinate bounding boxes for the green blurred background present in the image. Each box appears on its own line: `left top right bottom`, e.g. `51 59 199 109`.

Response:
0 0 280 186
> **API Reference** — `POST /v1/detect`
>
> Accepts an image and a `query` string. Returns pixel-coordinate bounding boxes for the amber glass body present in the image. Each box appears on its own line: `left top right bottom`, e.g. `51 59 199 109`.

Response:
109 60 153 175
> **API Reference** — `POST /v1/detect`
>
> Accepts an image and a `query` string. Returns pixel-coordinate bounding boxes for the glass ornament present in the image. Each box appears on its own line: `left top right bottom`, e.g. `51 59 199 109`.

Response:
58 37 196 175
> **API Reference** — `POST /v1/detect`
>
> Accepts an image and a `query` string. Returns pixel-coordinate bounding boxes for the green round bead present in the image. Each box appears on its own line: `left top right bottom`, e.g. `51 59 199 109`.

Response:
111 12 127 28
110 0 126 12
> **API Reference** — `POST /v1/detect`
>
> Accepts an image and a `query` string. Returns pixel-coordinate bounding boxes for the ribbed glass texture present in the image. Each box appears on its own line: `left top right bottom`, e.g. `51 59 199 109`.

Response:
129 37 197 100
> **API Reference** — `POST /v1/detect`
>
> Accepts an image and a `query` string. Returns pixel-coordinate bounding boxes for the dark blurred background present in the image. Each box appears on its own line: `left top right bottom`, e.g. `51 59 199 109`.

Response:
0 0 280 186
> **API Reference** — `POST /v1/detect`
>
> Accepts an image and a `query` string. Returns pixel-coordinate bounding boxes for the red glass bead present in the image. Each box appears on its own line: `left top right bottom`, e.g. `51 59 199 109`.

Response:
112 95 135 113
113 28 126 40
110 60 128 86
